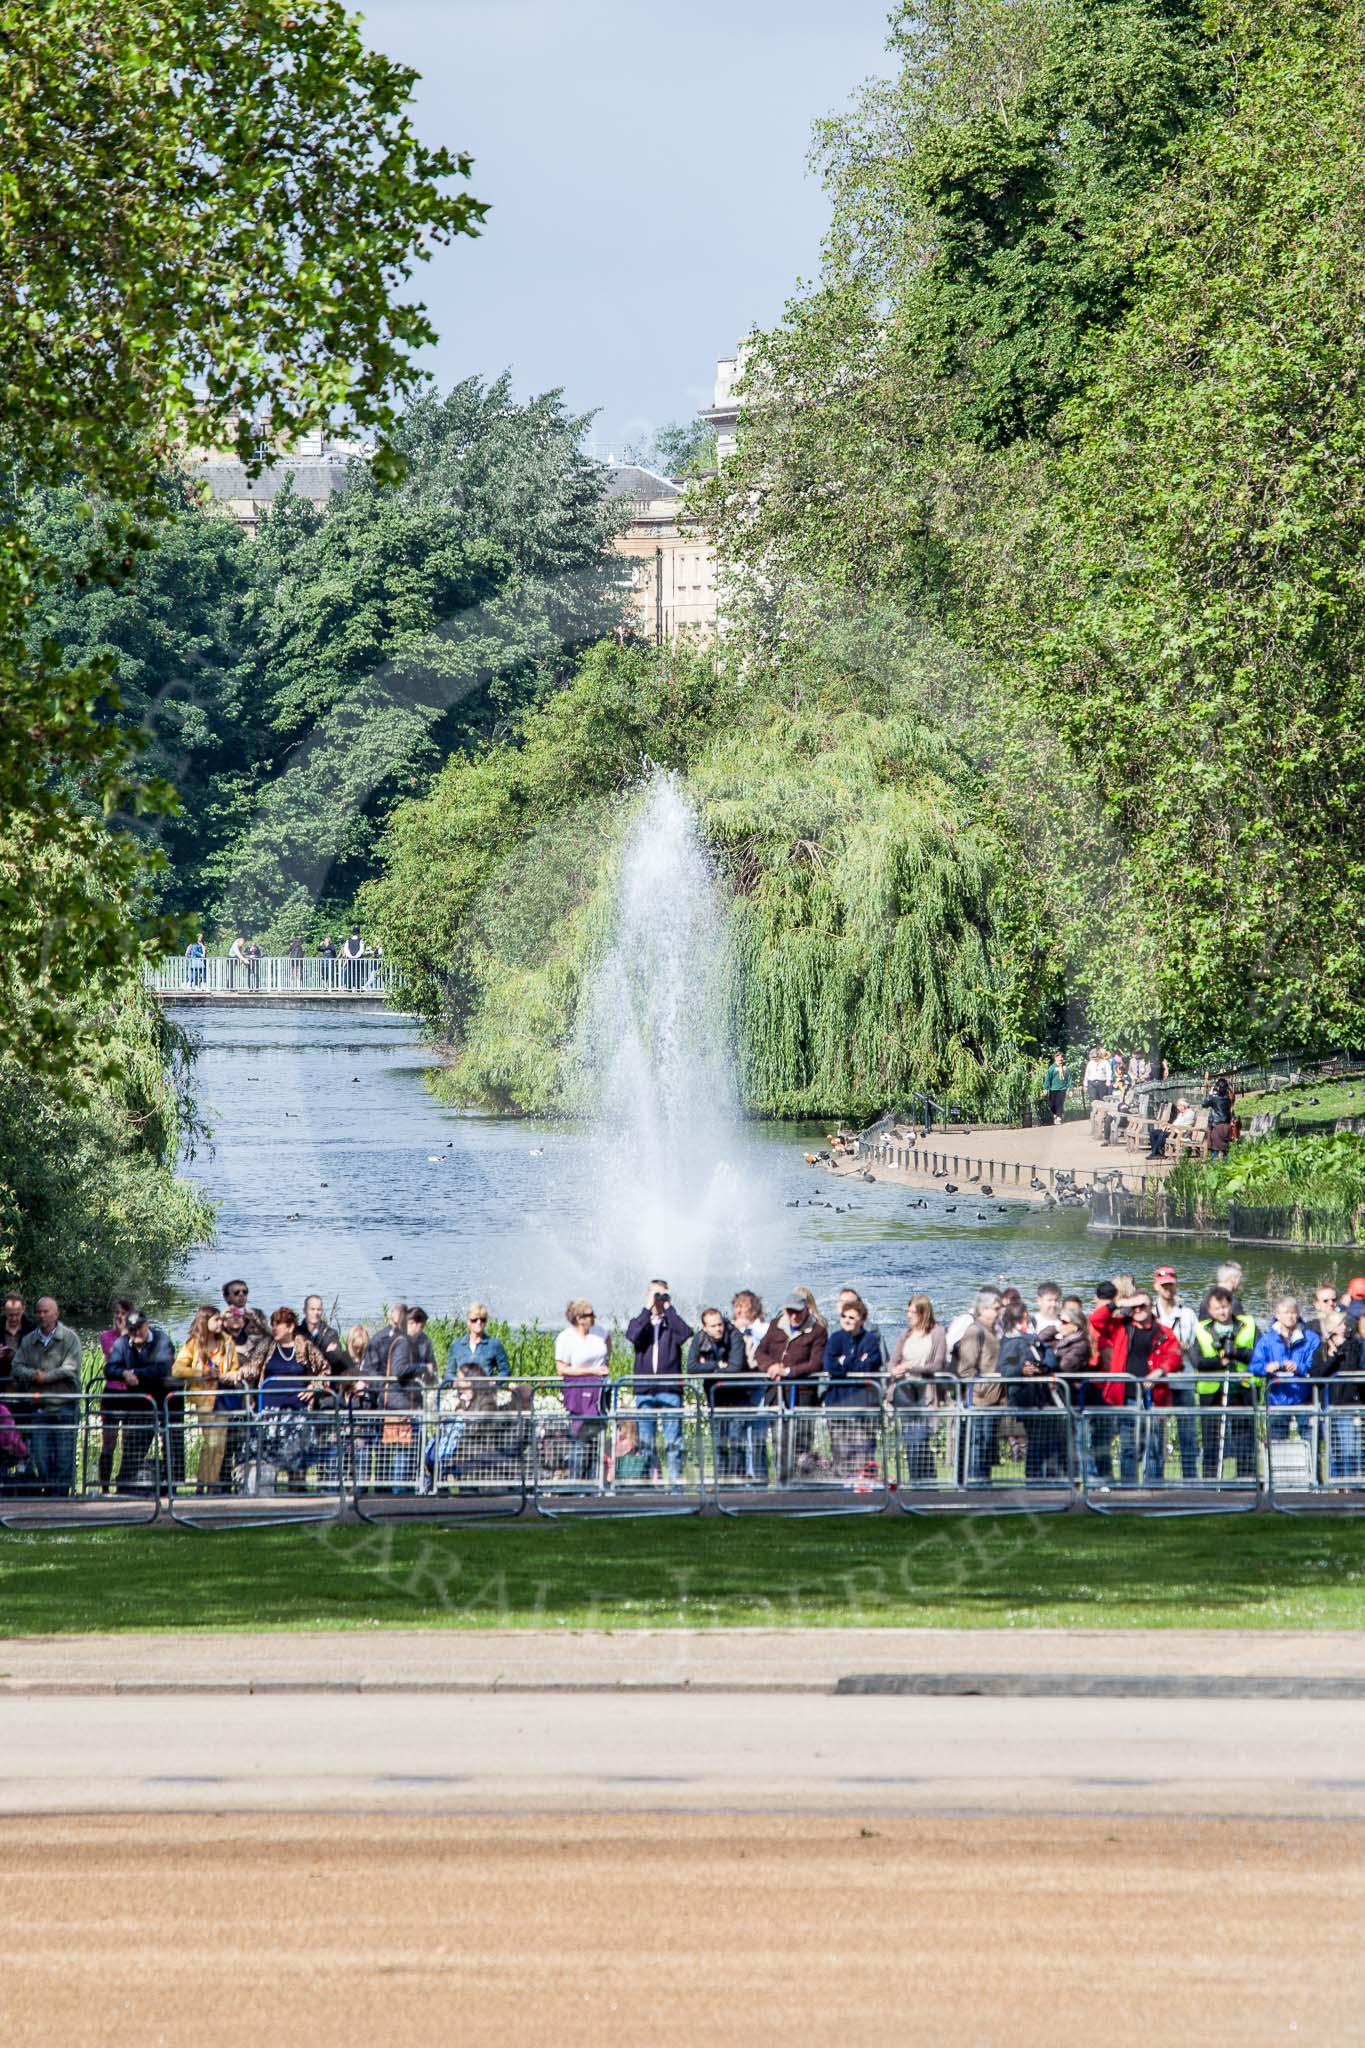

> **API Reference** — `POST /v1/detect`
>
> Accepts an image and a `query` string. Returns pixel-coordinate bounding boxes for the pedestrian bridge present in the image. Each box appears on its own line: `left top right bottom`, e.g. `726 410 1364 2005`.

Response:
147 954 405 1005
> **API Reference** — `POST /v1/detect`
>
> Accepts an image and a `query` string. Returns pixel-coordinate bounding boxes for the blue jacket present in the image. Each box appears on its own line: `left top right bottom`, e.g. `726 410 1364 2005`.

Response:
443 1334 510 1382
1249 1324 1319 1406
625 1304 694 1384
822 1325 883 1401
105 1327 175 1400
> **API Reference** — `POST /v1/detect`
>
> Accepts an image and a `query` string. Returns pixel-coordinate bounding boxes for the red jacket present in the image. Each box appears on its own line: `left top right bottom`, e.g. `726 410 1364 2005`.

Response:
1088 1303 1118 1371
1105 1318 1184 1406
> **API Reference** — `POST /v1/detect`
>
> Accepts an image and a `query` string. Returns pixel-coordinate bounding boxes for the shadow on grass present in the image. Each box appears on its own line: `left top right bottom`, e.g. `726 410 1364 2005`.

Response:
3 1514 1365 1634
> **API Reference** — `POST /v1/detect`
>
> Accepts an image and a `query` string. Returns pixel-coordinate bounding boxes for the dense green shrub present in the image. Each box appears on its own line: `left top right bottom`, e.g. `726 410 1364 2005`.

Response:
0 994 215 1318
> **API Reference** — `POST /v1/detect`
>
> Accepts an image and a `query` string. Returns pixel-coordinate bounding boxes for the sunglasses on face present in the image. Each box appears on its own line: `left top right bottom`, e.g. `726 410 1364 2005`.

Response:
468 1316 487 1325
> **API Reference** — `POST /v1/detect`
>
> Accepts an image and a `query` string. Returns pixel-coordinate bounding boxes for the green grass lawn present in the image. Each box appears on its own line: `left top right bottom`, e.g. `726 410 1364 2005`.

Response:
1238 1075 1365 1135
3 1513 1365 1634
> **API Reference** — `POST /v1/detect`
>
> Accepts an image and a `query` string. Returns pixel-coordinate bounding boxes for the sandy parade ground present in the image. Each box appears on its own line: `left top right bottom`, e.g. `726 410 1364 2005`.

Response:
3 1629 1365 2045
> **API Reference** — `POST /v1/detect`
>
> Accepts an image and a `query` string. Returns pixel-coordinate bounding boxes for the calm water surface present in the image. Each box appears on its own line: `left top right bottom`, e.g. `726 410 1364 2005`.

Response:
168 1006 1328 1332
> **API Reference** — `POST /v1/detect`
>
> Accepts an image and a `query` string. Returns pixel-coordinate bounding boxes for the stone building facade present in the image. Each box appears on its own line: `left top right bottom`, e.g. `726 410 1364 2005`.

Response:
604 462 718 642
607 353 739 643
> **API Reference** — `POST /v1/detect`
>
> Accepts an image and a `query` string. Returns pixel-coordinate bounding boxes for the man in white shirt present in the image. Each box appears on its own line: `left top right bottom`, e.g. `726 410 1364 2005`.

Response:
1083 1050 1110 1104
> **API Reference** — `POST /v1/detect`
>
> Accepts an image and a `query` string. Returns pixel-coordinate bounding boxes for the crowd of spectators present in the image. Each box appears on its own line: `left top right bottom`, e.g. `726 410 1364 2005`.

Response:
0 1281 509 1499
1 1258 1362 1499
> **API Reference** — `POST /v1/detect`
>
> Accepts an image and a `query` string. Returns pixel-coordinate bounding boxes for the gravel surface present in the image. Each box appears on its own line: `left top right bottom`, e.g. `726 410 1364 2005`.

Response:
4 1812 1360 2047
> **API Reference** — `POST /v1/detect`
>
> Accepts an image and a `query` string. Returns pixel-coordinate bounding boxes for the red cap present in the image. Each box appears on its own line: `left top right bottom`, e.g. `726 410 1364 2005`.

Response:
1348 1278 1365 1301
1154 1266 1177 1284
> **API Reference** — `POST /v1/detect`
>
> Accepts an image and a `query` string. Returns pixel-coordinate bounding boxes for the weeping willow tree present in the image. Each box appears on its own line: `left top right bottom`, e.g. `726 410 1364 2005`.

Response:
365 631 1056 1120
692 657 1051 1120
434 806 617 1113
361 640 739 1111
0 990 215 1312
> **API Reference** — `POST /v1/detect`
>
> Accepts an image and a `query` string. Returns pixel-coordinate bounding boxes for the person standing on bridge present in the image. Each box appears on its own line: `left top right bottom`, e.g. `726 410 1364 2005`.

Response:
245 939 263 990
319 936 338 988
185 934 207 988
227 933 247 990
342 928 365 991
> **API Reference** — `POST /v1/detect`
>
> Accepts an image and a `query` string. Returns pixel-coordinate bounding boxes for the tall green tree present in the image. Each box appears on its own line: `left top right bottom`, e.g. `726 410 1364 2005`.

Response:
696 0 1365 1068
1006 0 1365 1055
702 0 1226 615
21 476 251 915
0 0 484 1302
208 377 629 936
0 0 484 1075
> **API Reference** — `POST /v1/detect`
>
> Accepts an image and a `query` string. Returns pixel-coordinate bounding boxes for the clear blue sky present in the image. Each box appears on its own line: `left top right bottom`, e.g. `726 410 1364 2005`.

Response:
358 0 893 458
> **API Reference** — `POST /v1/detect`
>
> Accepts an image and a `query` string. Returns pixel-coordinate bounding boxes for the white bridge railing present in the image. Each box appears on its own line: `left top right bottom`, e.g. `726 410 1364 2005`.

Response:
148 953 401 997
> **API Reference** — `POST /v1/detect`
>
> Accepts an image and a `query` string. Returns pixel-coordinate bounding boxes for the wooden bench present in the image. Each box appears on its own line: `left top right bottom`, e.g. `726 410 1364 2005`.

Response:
1167 1108 1211 1162
1124 1101 1174 1154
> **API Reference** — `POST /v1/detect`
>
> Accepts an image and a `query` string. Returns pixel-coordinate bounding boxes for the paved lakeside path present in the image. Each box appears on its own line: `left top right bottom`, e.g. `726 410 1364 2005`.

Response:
3 1625 1362 1694
826 1113 1173 1200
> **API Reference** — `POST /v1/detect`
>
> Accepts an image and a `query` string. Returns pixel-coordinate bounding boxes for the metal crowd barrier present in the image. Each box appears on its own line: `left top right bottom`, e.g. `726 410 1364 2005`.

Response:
164 1390 347 1528
1078 1373 1261 1515
532 1380 706 1518
0 1391 162 1530
893 1375 1075 1515
354 1380 531 1522
1262 1374 1365 1513
711 1377 889 1516
14 1367 1365 1527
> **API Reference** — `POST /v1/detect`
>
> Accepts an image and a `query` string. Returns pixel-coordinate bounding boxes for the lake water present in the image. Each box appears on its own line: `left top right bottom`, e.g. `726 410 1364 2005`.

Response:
168 1005 1329 1332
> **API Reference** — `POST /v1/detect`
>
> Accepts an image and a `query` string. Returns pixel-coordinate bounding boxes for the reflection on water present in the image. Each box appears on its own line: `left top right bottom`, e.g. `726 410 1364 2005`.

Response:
168 1006 1330 1332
